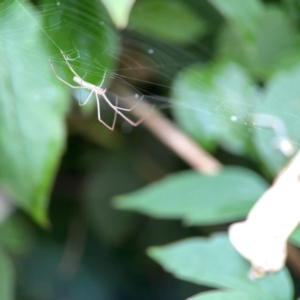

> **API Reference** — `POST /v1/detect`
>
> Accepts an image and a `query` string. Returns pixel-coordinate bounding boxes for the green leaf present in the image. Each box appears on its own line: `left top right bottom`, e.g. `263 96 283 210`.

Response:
0 250 14 300
172 62 256 154
171 60 300 176
188 290 253 300
208 0 264 39
258 64 300 143
129 1 207 44
101 0 135 29
148 233 293 300
284 0 300 24
253 63 300 175
0 0 68 224
0 213 33 254
41 0 119 86
217 5 298 79
115 167 268 225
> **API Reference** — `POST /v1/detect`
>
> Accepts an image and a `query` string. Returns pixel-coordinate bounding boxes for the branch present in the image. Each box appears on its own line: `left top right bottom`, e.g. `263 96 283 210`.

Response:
110 81 221 175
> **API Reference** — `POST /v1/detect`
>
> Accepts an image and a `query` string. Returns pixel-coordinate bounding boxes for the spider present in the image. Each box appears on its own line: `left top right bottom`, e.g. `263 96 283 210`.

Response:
49 50 144 130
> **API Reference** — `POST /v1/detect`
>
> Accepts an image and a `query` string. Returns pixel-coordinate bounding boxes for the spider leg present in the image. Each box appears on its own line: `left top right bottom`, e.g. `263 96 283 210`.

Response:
101 92 150 127
77 72 90 103
79 89 94 106
95 91 117 131
114 95 144 112
60 49 82 79
98 70 107 88
49 59 81 89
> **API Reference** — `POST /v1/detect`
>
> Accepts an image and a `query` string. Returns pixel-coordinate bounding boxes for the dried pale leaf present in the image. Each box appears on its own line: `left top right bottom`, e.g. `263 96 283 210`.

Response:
229 150 300 277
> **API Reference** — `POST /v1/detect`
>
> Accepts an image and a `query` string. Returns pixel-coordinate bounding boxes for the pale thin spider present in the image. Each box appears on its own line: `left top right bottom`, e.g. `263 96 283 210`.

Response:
49 50 144 130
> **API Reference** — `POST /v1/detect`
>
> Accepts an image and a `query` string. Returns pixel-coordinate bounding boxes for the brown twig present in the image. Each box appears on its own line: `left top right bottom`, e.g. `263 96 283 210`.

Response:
110 81 221 175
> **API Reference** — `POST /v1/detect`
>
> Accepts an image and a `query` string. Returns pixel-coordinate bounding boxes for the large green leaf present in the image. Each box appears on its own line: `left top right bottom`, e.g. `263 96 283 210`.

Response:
0 0 68 224
188 290 253 300
0 250 14 300
216 4 298 79
148 233 293 300
0 213 33 254
129 0 207 44
284 0 300 24
172 62 256 154
114 167 268 225
172 59 300 176
208 0 264 39
253 63 300 175
41 0 119 87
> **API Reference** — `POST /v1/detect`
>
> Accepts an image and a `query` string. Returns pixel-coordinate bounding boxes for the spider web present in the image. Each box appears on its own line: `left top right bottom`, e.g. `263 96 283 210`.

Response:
1 0 300 169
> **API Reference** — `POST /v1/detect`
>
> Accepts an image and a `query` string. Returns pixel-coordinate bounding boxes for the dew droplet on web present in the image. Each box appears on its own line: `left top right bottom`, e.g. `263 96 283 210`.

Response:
135 93 139 98
99 21 104 25
230 115 238 122
148 49 154 54
56 1 60 5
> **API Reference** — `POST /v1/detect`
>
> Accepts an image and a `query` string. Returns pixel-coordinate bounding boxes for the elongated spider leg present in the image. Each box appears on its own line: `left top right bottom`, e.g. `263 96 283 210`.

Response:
78 89 94 106
60 49 81 79
81 72 87 83
95 91 117 131
118 104 154 127
49 59 81 89
78 72 85 104
101 93 151 127
98 70 107 88
111 96 118 130
115 95 144 112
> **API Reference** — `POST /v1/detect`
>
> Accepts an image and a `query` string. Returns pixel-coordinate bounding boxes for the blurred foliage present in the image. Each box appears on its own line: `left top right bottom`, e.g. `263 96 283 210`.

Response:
1 0 300 299
115 167 268 225
129 1 207 44
148 234 293 300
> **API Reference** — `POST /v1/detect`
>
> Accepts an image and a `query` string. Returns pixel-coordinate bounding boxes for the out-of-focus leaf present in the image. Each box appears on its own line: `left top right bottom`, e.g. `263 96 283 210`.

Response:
284 0 300 24
188 290 253 300
41 0 119 87
172 59 300 176
148 233 293 300
0 250 14 300
172 62 256 154
0 0 68 224
252 129 289 177
101 0 135 29
0 190 14 224
0 213 33 254
217 5 298 79
208 0 263 39
253 63 300 175
129 1 207 44
114 167 268 225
